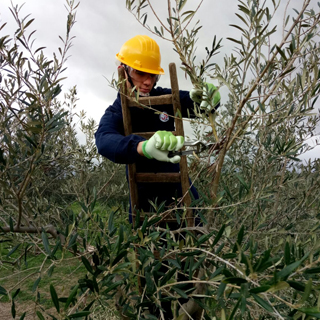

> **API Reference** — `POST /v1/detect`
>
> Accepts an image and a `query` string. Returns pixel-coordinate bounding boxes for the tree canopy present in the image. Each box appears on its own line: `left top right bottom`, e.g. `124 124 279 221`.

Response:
1 0 320 319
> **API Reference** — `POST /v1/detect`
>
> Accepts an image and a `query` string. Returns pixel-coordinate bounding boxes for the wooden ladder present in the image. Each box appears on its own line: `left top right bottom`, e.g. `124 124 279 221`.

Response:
118 63 193 227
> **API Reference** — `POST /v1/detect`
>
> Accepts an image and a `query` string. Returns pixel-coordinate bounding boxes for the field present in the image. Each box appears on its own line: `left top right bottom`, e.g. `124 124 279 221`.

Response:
0 242 87 319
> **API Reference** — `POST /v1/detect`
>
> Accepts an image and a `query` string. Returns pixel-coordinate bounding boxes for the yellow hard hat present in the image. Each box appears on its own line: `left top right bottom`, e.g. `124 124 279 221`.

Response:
116 35 165 75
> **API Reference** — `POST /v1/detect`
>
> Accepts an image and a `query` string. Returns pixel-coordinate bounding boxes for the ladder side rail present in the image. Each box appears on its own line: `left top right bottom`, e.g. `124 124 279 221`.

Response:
169 63 194 227
118 67 139 226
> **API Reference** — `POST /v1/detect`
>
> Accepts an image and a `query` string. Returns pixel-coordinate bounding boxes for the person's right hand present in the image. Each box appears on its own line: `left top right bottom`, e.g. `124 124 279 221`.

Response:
142 131 184 164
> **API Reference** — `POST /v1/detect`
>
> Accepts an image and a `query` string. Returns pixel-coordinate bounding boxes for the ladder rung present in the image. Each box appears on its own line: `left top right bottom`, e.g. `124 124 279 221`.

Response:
133 131 178 139
135 172 181 183
127 94 172 107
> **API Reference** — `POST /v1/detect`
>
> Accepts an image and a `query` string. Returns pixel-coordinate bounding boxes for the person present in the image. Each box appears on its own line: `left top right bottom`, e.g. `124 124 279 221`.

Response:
95 34 220 224
95 34 221 319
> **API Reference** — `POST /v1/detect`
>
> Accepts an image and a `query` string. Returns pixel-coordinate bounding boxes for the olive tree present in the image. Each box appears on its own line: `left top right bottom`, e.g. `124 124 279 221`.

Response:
78 0 319 319
2 1 320 319
0 1 127 318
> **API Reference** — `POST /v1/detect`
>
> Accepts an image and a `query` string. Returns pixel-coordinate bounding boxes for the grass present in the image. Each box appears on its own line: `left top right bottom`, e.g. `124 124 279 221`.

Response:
0 239 87 315
0 202 128 319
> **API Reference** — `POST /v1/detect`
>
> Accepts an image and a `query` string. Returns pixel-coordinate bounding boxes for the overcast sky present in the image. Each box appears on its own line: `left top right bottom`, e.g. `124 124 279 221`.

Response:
1 0 319 160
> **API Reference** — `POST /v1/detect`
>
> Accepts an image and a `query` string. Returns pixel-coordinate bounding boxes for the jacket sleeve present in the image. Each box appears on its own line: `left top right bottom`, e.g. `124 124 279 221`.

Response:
95 96 145 164
179 89 197 118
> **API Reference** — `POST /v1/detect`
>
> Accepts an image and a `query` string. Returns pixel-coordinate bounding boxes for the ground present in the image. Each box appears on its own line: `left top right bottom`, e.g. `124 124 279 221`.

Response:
0 302 56 319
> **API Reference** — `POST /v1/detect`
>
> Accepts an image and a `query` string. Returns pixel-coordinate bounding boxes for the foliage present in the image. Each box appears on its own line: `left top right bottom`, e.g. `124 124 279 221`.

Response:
84 210 320 320
1 0 320 319
0 1 127 319
119 0 320 319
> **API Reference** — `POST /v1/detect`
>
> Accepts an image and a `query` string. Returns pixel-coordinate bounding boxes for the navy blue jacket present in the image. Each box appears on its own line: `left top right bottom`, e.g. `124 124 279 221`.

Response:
95 86 199 214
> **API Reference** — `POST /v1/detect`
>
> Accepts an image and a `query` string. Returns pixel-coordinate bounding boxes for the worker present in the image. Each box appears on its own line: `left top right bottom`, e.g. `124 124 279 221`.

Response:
95 34 220 319
95 35 220 224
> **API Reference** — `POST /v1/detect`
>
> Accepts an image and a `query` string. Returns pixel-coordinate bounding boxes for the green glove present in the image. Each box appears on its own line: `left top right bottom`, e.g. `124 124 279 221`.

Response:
142 131 184 164
190 83 221 111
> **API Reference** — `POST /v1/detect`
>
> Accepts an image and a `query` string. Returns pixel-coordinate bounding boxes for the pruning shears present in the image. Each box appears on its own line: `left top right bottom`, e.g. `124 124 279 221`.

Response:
168 138 225 158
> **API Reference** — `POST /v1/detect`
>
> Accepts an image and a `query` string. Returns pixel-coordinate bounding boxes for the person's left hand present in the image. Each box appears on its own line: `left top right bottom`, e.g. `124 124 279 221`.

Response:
190 83 221 111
